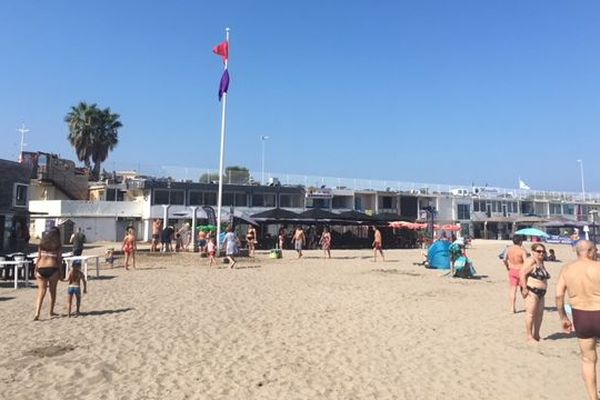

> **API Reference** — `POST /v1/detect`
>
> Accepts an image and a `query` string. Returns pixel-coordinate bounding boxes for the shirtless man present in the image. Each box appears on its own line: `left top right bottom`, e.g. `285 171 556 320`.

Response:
504 235 528 313
556 240 600 400
373 227 385 262
293 226 306 258
151 219 162 252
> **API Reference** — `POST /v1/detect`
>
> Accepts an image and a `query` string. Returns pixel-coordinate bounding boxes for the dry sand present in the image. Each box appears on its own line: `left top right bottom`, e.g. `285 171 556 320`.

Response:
0 240 587 399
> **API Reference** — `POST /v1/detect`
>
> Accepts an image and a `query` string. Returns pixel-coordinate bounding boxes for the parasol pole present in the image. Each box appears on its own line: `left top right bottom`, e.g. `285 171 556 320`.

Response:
216 28 230 255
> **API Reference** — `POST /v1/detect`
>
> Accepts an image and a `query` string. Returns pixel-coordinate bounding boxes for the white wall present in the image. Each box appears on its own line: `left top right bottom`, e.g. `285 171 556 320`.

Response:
30 200 143 217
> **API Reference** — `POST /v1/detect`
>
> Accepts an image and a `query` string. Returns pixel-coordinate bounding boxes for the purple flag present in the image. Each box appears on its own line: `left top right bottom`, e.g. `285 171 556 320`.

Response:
218 69 230 101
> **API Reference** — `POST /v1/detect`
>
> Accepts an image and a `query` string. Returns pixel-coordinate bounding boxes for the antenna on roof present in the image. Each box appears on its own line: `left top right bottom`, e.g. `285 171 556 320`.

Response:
16 122 30 162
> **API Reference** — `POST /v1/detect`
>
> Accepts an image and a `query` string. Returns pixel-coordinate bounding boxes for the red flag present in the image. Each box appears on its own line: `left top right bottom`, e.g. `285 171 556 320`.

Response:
213 41 229 62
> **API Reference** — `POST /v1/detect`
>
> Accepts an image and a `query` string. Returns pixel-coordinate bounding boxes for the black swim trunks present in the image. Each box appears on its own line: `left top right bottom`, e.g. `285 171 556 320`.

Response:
572 309 600 339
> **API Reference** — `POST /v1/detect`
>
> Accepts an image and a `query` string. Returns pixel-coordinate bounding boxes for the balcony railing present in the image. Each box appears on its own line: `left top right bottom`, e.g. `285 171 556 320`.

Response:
109 162 600 205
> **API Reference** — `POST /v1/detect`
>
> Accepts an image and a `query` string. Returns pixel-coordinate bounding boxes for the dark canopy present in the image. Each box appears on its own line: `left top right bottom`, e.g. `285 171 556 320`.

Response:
337 210 375 224
251 208 300 221
373 212 403 222
299 208 341 221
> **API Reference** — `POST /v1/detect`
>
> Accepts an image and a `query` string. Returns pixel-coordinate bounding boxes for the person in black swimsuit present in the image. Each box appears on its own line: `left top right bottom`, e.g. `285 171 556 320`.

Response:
34 228 63 321
520 243 551 342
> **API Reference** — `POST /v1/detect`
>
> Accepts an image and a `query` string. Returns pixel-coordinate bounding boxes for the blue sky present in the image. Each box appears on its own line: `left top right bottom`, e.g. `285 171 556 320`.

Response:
1 1 599 192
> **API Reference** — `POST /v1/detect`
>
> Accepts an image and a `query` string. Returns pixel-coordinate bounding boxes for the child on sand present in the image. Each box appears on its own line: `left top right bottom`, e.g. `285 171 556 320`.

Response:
207 237 217 267
122 227 137 270
62 264 87 317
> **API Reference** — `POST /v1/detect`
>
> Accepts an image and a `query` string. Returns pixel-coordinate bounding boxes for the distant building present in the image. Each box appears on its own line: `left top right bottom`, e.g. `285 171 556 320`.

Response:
0 159 31 252
23 152 600 243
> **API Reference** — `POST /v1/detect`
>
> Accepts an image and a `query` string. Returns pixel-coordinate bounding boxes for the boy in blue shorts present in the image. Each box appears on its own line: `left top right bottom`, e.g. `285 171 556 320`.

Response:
63 264 87 317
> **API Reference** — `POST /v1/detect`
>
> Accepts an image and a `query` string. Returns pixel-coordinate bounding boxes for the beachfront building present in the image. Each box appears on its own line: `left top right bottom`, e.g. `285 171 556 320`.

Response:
20 149 600 243
0 159 31 253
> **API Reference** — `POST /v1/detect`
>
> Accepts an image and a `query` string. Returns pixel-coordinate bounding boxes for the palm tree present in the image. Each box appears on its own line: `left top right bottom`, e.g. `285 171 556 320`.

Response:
65 102 122 179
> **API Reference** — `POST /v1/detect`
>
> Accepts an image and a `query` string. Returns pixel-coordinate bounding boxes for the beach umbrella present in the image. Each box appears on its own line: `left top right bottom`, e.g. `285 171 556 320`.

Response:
389 221 413 229
515 228 549 238
439 224 461 232
197 225 217 232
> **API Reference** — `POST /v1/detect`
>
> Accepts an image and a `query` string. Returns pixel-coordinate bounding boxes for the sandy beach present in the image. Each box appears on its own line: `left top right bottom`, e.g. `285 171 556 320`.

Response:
0 240 587 399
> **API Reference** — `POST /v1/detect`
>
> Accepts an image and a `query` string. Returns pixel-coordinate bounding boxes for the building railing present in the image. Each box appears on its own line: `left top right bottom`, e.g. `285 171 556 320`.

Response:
110 162 600 205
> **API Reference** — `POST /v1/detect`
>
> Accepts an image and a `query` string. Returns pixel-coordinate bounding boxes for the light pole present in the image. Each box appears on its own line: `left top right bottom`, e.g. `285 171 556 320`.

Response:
261 135 270 185
577 159 586 202
17 122 30 161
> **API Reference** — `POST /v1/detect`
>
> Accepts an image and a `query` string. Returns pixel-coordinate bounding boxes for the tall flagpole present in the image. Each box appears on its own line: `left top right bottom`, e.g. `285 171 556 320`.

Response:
216 27 230 255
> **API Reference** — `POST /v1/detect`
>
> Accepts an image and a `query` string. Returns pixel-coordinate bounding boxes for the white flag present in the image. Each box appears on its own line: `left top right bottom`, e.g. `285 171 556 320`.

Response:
519 179 530 190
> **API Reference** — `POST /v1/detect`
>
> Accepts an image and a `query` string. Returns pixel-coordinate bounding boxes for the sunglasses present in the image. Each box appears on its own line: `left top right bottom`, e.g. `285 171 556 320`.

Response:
534 249 546 254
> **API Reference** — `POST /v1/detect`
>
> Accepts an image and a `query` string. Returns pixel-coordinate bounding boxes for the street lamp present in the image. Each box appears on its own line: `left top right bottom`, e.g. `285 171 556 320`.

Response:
577 159 586 202
261 135 270 185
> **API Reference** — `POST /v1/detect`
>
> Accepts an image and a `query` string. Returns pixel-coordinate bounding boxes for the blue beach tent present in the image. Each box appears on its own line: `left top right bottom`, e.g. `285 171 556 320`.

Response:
427 240 451 270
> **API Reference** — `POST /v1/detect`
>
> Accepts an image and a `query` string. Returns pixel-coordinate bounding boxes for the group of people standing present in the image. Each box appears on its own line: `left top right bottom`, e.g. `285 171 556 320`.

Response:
504 235 600 400
151 219 192 253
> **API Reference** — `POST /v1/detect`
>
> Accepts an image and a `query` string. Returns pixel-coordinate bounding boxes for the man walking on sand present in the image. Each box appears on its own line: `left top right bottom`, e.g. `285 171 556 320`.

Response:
373 227 385 262
556 240 600 400
293 226 306 258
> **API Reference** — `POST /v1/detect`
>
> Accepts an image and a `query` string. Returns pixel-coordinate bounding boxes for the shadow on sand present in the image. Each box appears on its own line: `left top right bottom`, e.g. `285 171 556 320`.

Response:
92 275 117 281
80 307 134 317
0 296 15 302
233 264 262 270
544 331 576 341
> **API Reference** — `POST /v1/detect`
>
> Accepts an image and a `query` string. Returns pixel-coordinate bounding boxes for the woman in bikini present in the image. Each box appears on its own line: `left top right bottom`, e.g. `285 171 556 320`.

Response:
320 227 332 259
246 226 257 257
520 243 551 342
504 235 528 313
122 227 137 270
34 227 63 320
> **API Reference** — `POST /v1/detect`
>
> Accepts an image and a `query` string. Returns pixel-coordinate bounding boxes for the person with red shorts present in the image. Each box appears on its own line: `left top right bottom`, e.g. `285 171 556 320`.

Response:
503 235 527 313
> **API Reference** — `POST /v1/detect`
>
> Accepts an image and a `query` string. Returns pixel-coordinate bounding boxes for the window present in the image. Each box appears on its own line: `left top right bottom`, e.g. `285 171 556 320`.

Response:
332 196 350 209
280 194 302 208
457 204 470 220
252 194 277 207
170 190 185 205
550 203 562 215
252 194 265 207
204 192 217 206
235 193 247 206
382 196 393 209
13 183 28 207
306 197 330 209
189 191 203 205
520 202 534 215
264 194 276 207
153 190 170 205
222 193 234 206
153 189 184 205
